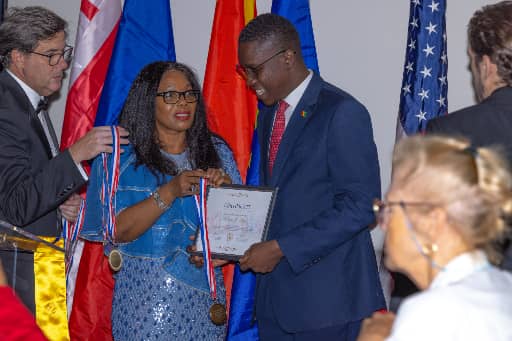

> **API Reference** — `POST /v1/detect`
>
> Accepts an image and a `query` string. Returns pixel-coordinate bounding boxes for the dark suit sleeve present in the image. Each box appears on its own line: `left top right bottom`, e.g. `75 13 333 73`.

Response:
0 108 86 227
277 98 381 274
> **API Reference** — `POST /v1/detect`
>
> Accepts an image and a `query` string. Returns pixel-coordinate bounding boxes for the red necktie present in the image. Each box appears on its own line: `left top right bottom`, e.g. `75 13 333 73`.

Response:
268 100 289 174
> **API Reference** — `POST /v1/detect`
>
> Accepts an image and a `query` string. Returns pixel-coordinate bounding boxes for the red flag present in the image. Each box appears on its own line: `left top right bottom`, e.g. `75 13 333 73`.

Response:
204 0 257 182
203 0 257 315
61 0 121 150
62 1 121 339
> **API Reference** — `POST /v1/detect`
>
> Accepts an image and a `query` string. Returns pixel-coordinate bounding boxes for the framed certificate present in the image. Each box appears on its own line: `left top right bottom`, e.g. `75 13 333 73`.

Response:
194 184 277 260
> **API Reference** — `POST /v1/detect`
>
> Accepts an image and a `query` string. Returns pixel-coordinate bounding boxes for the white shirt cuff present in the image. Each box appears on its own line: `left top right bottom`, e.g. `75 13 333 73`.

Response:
76 163 89 181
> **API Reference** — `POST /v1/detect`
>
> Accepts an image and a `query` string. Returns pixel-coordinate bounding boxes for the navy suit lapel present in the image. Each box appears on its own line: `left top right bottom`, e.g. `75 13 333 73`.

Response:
270 73 322 186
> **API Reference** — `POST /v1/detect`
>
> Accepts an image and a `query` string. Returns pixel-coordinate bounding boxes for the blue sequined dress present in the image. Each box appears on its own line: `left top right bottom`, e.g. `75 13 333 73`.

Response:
81 138 241 340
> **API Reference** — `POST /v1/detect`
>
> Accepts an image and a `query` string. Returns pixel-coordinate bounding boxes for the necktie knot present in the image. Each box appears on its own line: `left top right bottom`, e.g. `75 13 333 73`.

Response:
277 100 289 116
36 98 49 114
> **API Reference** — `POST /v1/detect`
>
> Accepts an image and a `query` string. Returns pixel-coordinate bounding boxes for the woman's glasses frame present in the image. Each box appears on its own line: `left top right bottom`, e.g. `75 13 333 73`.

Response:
373 199 445 270
156 90 200 104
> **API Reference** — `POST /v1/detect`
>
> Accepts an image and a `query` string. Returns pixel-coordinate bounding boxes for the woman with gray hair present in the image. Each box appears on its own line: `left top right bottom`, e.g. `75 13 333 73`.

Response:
358 135 512 341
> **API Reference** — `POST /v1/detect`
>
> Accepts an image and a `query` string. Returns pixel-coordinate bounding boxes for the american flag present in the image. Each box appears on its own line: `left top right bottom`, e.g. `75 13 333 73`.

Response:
397 0 448 137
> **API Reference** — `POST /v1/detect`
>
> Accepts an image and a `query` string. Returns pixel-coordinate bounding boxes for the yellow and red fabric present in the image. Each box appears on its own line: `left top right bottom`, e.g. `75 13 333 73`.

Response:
203 0 258 318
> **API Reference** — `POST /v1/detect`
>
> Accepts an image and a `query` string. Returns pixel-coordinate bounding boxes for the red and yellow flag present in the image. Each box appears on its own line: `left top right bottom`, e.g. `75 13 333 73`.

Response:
203 0 257 182
203 0 257 316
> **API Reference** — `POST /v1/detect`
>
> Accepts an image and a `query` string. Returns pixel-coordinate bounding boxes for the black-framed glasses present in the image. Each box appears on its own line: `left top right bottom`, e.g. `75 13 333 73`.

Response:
236 49 288 80
156 90 200 104
373 199 437 226
29 45 73 66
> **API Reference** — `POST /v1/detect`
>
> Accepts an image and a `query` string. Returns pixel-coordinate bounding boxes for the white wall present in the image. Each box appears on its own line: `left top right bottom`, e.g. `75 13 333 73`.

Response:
7 0 497 199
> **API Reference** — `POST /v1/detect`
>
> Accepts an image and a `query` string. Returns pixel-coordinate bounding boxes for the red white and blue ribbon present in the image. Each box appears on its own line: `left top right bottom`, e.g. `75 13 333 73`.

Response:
101 126 121 242
194 178 217 300
63 199 86 280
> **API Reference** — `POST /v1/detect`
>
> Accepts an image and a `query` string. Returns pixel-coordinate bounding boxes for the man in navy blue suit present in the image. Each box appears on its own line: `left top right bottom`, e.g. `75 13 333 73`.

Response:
238 13 385 340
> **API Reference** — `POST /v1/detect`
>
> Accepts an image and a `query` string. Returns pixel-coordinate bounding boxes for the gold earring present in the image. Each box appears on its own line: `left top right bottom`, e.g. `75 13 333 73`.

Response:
421 243 439 255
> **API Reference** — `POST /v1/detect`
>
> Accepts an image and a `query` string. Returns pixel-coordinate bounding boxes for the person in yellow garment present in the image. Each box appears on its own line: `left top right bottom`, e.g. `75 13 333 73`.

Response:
0 6 128 340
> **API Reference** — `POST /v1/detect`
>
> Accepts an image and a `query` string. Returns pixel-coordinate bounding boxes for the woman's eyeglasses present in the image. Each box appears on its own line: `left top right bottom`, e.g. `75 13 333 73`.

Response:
373 199 437 226
156 90 200 104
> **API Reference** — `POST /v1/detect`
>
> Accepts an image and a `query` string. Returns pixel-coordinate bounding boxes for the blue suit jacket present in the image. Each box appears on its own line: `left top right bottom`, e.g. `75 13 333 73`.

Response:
255 73 385 332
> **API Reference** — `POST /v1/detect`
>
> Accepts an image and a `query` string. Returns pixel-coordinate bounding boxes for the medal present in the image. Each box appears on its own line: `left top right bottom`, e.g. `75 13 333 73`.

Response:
209 302 227 325
195 179 227 326
108 248 123 272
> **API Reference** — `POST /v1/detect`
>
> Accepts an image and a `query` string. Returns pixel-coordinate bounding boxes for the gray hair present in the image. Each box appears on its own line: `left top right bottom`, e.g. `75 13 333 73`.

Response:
0 6 67 68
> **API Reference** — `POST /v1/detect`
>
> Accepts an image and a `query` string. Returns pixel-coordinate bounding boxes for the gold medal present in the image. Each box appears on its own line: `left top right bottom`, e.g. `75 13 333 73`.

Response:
209 302 227 325
108 249 123 272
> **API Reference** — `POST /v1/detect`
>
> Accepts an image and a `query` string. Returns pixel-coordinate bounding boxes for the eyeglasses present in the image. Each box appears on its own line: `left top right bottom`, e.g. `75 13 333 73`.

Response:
29 45 73 66
236 49 288 80
156 90 200 104
372 199 437 226
374 199 446 271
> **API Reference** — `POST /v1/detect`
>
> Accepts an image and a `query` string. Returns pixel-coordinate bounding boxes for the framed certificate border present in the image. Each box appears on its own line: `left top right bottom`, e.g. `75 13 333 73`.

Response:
193 184 277 261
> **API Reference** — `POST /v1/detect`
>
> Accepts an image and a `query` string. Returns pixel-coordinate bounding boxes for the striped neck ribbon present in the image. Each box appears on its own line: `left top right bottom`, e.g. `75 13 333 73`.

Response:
101 126 121 242
63 199 85 281
194 178 217 300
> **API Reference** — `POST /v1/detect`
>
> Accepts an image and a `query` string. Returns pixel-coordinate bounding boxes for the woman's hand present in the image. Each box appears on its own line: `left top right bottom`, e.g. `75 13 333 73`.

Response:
165 170 205 197
205 168 232 187
357 311 395 341
187 234 229 268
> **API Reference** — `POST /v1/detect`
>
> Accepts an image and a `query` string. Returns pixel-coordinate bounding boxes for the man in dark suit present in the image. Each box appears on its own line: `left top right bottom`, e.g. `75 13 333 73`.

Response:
0 6 128 317
426 1 512 270
237 13 385 340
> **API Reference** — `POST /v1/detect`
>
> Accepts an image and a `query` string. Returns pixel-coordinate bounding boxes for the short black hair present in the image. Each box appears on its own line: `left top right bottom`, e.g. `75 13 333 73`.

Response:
239 13 300 50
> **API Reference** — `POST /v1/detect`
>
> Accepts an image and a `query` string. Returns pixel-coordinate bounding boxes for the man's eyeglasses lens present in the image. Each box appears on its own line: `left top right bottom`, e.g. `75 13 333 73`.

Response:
236 49 287 80
30 46 73 66
157 90 200 104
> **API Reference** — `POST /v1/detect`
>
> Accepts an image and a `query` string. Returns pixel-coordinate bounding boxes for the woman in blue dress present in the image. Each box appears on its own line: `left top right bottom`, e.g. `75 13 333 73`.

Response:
81 61 241 340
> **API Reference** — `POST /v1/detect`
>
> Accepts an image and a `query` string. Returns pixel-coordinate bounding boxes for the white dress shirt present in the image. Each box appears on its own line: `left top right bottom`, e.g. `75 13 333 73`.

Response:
387 250 512 341
281 69 313 128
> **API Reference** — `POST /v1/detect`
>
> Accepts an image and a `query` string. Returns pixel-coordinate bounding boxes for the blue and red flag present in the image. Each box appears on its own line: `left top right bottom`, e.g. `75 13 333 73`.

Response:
66 1 175 339
397 0 447 138
94 0 176 126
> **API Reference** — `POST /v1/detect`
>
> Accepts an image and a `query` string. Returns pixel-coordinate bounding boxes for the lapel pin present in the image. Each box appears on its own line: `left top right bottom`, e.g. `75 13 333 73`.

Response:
300 110 307 118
